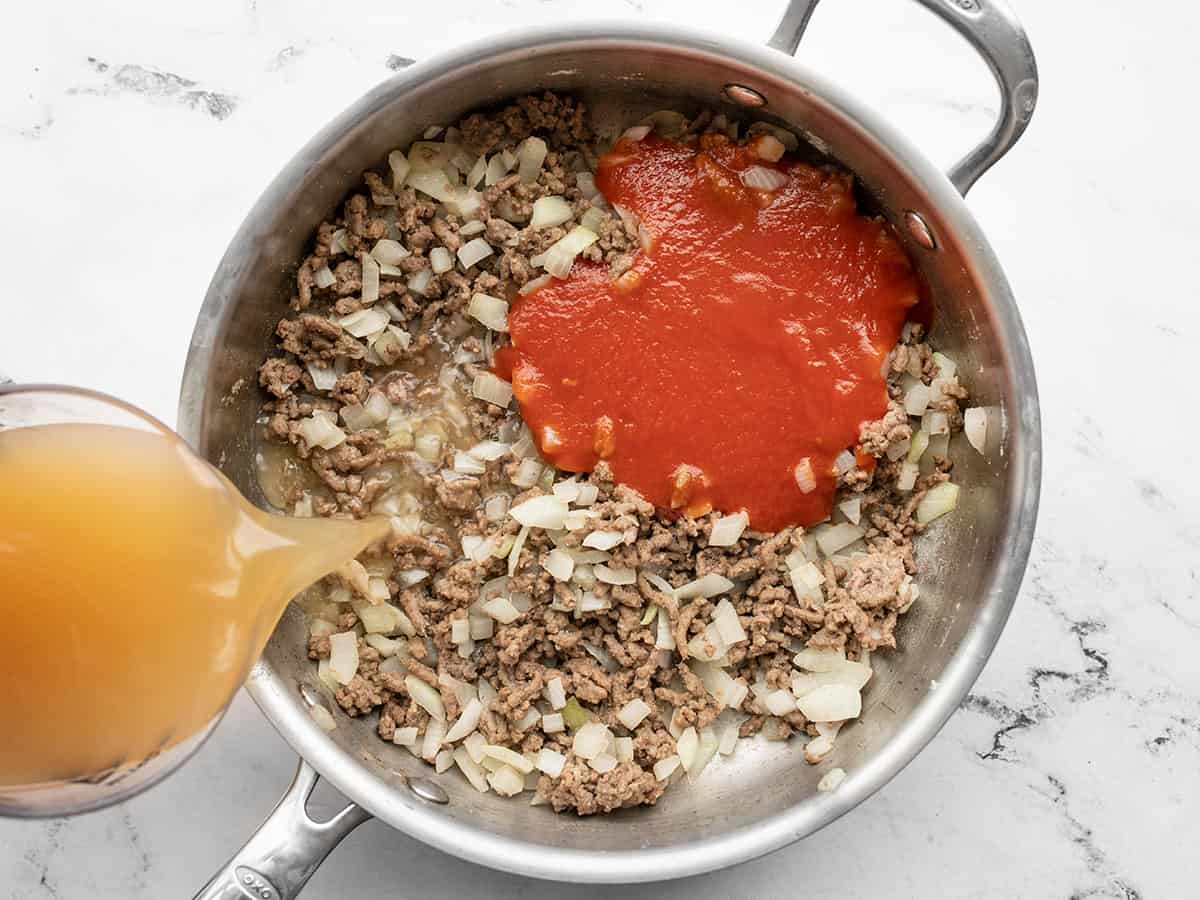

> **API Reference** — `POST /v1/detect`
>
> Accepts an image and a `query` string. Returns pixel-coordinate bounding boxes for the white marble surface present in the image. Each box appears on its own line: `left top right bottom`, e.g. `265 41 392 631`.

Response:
2 0 1196 897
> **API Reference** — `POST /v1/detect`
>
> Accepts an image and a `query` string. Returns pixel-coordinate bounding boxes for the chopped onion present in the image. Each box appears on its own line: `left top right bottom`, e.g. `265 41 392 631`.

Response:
425 246 451 275
458 219 486 237
796 684 861 722
452 450 486 475
916 481 959 524
753 134 786 162
531 226 598 279
406 168 455 202
676 573 734 601
811 522 864 556
510 495 569 529
747 121 800 151
579 207 605 233
594 564 636 585
545 677 567 711
530 195 574 230
897 461 920 492
405 675 446 721
507 524 531 577
467 292 509 332
964 407 987 454
614 736 635 764
690 661 746 709
465 155 487 190
453 747 490 793
457 237 493 269
464 731 489 763
483 744 534 774
676 727 699 772
297 415 346 450
370 239 410 266
552 478 580 502
355 600 401 634
421 717 445 762
653 755 680 781
406 267 432 296
687 622 728 663
838 497 862 525
588 753 617 774
482 596 522 624
617 698 651 730
572 721 611 760
485 765 523 797
472 372 513 408
712 598 747 646
518 274 552 295
740 166 789 191
793 647 845 672
817 767 847 792
764 688 797 716
542 548 575 582
469 440 510 461
655 608 677 650
579 591 610 613
313 265 336 289
924 409 950 436
388 150 411 190
536 747 566 777
484 153 510 186
516 136 548 184
833 449 857 476
338 306 390 337
575 171 599 198
328 632 359 684
791 664 871 697
574 483 599 506
622 125 652 142
582 530 623 551
904 382 931 416
306 361 338 391
794 457 817 494
708 511 748 547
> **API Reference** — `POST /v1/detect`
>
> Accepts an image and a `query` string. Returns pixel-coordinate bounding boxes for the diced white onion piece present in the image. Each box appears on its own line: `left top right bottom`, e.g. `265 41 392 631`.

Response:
690 728 720 781
794 457 817 494
588 753 617 774
897 461 920 492
450 618 471 645
510 495 570 529
309 704 336 731
687 623 728 663
454 747 490 793
457 237 493 269
925 410 950 436
306 362 338 391
421 717 445 762
510 458 543 489
887 437 911 461
355 600 400 634
818 767 847 792
812 522 865 557
482 596 522 624
676 573 734 601
795 684 862 722
464 731 489 763
579 591 610 613
791 663 871 696
764 688 797 716
469 440 510 461
309 618 336 639
313 266 336 290
450 450 485 476
393 726 418 748
530 195 574 230
536 747 567 777
514 707 541 732
330 228 350 256
328 632 359 684
388 150 411 190
542 712 565 734
594 564 636 586
907 428 930 463
507 524 531 577
458 219 486 237
518 274 552 295
838 497 862 525
542 548 575 582
833 449 857 476
575 171 599 198
580 530 622 552
653 755 680 781
469 615 494 640
789 561 824 603
531 226 598 279
467 292 509 332
483 494 510 523
551 478 580 502
428 246 454 274
754 134 786 162
916 481 960 524
407 168 455 202
614 736 634 764
622 125 652 142
932 351 957 378
574 483 599 506
472 372 513 408
466 155 487 189
572 722 611 760
370 239 410 266
533 682 565 720
718 723 739 755
964 407 987 454
708 511 748 547
793 647 845 673
904 382 931 416
516 136 548 183
486 765 525 797
740 165 789 191
747 121 800 151
338 306 390 337
579 207 605 233
483 744 534 774
484 153 510 186
405 675 446 721
655 607 677 650
712 598 747 646
406 268 432 297
434 749 455 774
676 727 699 772
617 698 651 730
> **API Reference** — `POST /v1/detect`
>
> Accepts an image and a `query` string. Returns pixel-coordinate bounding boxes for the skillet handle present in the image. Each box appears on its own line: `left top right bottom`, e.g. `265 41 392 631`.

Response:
193 760 370 900
768 0 1038 195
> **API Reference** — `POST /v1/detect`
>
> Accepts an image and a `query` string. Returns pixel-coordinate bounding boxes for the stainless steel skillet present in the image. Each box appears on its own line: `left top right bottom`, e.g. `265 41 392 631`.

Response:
180 1 1040 895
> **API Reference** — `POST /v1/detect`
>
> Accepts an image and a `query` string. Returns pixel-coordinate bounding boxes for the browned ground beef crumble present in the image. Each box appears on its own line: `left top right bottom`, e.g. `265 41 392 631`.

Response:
255 93 968 815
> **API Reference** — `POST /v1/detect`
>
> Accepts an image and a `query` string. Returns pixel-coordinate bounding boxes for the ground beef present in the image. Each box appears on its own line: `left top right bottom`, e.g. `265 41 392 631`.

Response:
255 94 969 816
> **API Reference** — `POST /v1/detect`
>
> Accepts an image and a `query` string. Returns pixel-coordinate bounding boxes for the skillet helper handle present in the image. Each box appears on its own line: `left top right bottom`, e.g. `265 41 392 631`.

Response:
193 760 370 900
768 0 1038 195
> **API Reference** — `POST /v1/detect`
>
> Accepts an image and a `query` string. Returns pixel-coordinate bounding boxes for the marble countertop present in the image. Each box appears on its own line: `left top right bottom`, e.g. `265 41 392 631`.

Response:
2 0 1195 896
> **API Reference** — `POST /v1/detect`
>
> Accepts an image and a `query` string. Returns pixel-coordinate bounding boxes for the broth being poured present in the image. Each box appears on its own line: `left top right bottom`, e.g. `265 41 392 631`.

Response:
0 421 386 788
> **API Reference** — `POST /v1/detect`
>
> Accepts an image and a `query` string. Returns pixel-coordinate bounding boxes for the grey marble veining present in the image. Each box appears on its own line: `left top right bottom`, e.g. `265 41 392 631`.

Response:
1 0 1196 897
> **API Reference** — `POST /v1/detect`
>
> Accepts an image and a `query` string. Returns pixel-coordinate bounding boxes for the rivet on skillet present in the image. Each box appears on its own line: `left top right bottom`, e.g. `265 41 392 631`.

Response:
407 777 449 805
904 211 937 250
722 84 766 107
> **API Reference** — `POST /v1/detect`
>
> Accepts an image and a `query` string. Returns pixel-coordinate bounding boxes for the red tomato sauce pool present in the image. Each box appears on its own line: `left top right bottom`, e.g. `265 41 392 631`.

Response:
496 133 918 531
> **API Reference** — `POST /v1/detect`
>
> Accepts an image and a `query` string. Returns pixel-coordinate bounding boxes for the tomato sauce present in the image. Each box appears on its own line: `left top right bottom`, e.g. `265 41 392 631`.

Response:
498 133 918 531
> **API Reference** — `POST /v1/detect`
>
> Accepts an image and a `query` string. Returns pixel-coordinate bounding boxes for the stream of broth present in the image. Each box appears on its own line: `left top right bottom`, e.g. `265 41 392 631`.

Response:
0 422 387 787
